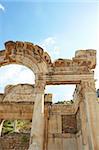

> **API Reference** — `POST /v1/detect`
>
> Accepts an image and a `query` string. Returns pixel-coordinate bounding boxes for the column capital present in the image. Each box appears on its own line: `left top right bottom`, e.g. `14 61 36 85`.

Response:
34 79 46 94
81 80 96 93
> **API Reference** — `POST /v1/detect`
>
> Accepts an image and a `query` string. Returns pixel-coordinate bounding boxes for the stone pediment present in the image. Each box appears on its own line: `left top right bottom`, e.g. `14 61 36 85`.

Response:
3 84 35 102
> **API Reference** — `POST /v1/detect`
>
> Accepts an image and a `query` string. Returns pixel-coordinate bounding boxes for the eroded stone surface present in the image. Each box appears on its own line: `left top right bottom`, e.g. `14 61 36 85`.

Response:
0 41 98 150
4 84 35 102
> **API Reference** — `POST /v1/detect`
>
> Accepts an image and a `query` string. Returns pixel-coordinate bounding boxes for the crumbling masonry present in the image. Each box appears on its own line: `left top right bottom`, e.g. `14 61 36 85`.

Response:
0 41 98 150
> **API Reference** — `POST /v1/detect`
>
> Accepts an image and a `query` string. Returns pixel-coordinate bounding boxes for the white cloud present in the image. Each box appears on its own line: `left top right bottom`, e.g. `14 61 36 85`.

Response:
40 37 61 60
0 3 5 12
41 37 56 49
0 64 35 93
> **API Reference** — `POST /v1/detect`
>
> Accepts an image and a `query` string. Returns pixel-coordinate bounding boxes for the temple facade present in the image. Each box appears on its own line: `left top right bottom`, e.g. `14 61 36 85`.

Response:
0 41 98 150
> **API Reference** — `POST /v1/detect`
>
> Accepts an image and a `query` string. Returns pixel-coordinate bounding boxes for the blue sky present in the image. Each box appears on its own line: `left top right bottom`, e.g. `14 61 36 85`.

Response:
0 0 98 102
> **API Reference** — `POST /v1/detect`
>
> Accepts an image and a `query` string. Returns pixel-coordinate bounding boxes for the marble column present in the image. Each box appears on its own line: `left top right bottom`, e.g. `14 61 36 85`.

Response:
28 80 45 150
81 80 99 150
79 100 89 150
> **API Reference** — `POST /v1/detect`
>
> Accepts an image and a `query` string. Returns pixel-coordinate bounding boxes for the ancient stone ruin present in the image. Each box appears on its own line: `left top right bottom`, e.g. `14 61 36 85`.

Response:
0 41 98 150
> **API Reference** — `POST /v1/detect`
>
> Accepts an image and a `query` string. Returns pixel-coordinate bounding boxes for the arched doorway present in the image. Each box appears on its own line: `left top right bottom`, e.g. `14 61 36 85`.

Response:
0 41 50 150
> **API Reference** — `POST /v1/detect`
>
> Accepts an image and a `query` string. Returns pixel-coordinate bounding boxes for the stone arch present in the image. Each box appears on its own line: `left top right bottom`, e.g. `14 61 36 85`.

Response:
0 41 52 78
0 41 52 150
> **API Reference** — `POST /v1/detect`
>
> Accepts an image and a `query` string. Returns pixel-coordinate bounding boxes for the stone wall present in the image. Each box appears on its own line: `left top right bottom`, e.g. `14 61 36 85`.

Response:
0 133 30 150
46 104 80 150
62 115 77 134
